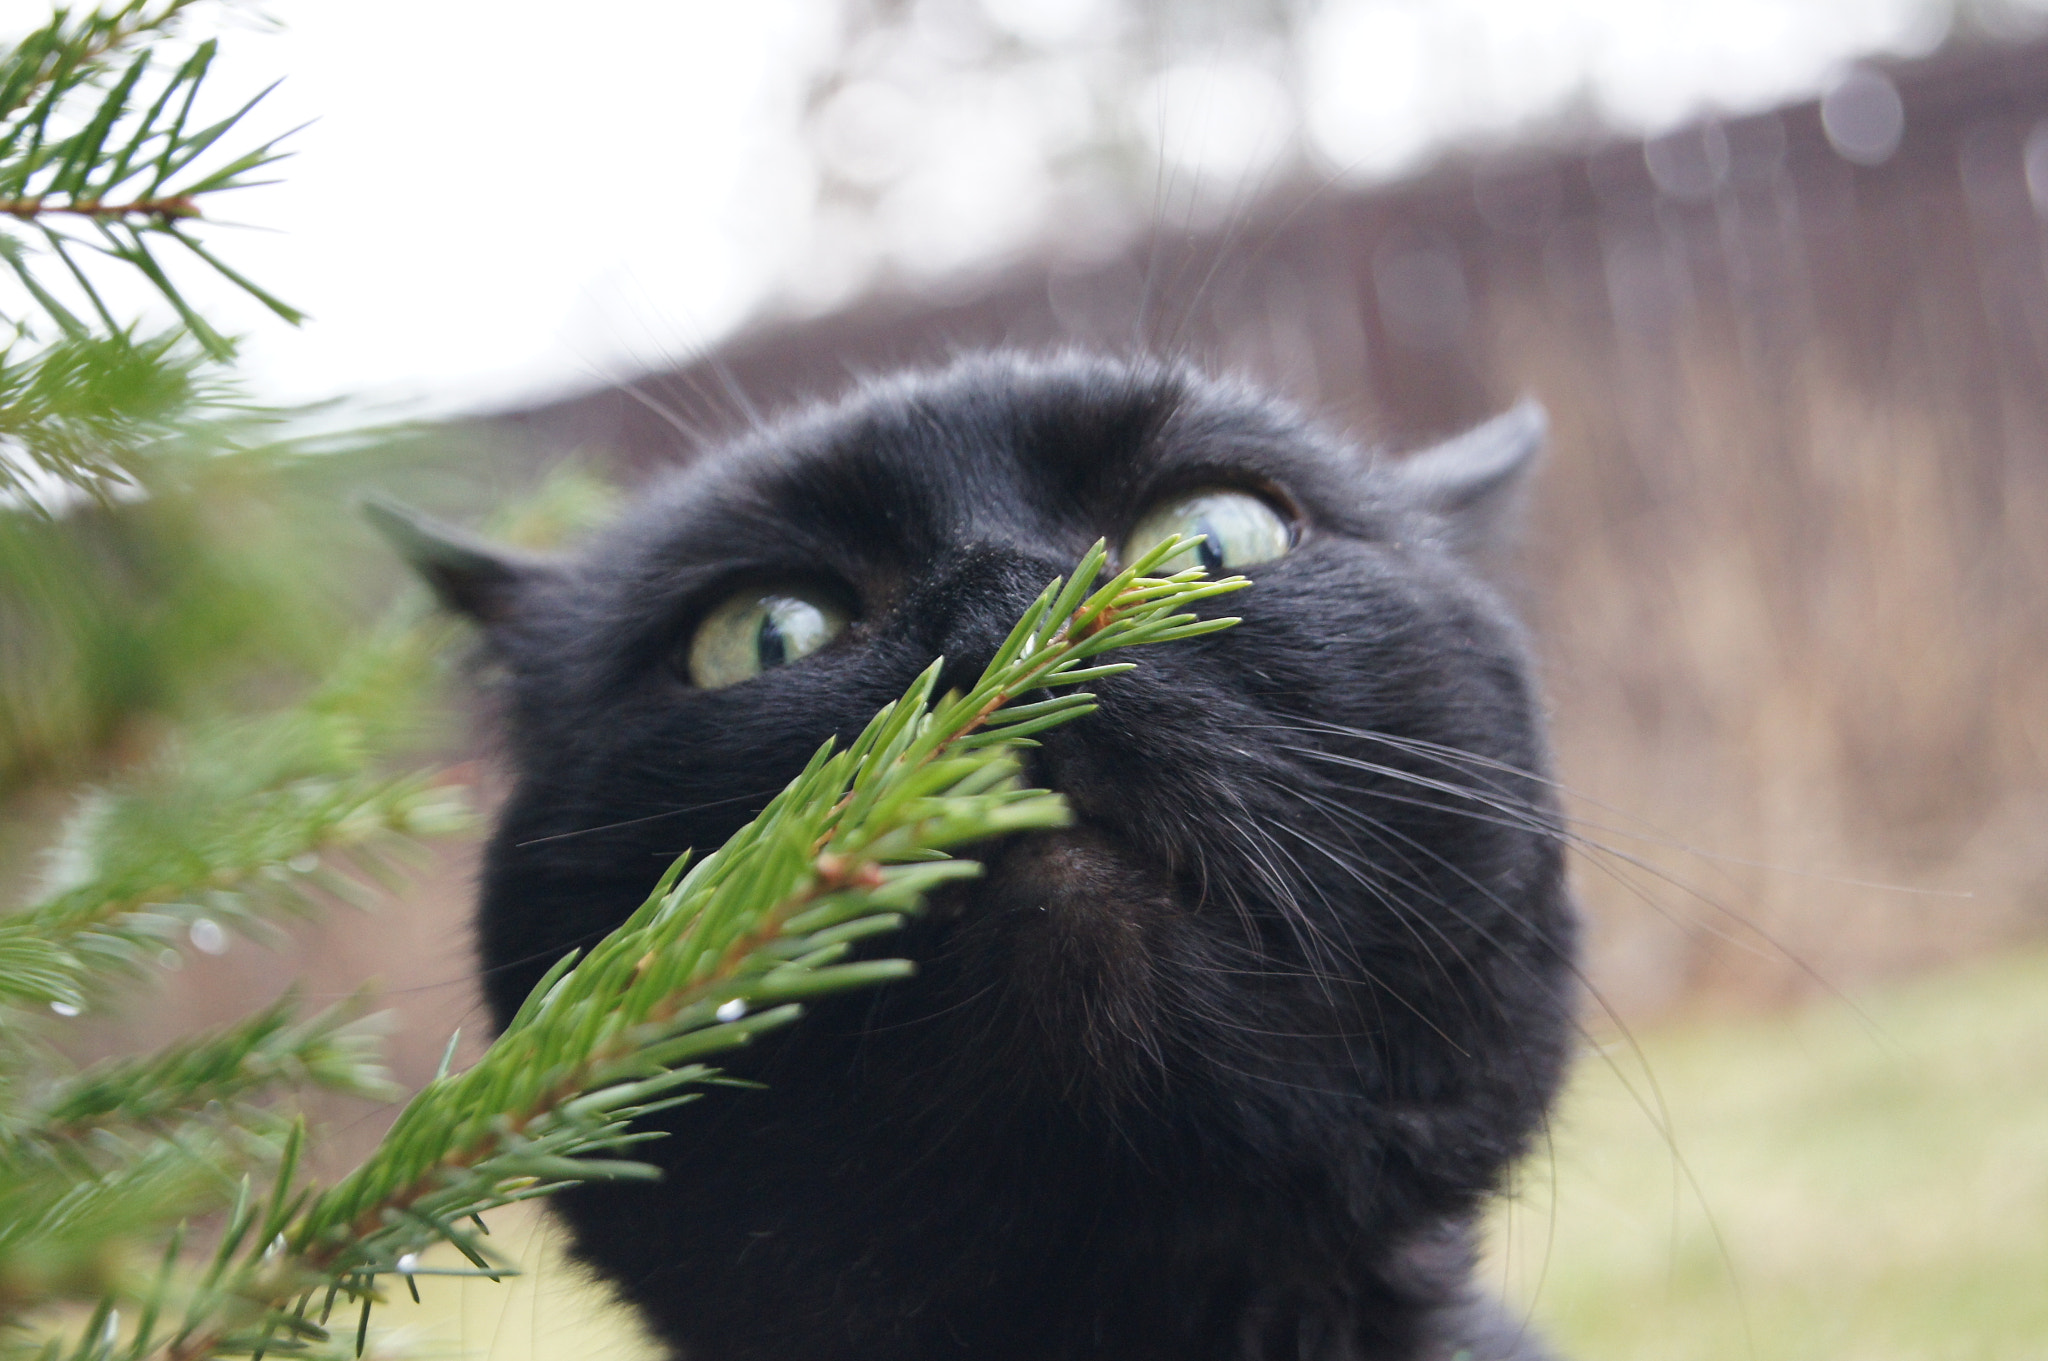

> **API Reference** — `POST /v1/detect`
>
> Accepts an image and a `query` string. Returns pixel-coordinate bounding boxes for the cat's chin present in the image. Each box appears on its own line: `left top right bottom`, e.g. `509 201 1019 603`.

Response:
933 826 1184 1094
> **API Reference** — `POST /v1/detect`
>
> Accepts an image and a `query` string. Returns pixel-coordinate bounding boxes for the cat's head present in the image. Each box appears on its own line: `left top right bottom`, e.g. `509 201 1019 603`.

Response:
380 352 1575 1354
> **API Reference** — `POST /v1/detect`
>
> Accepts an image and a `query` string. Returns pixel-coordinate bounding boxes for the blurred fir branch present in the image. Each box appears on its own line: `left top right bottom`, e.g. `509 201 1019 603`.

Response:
0 539 1241 1361
3 616 472 1019
0 0 356 800
0 331 236 508
0 997 397 1323
0 8 486 1350
0 426 600 796
25 993 399 1141
0 600 472 1339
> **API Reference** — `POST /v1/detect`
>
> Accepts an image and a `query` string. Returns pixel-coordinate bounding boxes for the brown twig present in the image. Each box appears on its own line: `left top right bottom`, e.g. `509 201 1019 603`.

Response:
0 194 198 221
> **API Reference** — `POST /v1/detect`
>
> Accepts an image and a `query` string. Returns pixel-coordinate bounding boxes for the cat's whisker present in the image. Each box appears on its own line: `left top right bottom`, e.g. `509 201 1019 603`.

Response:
1149 745 1548 1054
1268 741 1865 1009
1258 798 1563 1071
1252 760 1724 1210
1273 757 1750 1077
1227 814 1405 1084
1247 799 1474 1002
1269 744 1744 926
1226 815 1453 1063
512 787 783 847
1256 811 1474 989
1200 805 1487 1059
1223 757 1683 1135
1266 717 1958 898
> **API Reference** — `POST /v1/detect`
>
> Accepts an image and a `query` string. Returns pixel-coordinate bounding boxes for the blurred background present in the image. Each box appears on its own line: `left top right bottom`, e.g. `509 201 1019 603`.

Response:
5 0 2048 1356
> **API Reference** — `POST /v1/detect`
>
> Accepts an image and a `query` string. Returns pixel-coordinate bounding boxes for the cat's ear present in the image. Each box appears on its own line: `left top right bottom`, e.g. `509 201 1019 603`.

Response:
1387 399 1546 555
363 497 547 626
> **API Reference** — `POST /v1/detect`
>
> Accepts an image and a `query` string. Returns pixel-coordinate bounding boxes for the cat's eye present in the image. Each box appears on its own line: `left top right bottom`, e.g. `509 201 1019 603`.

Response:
685 588 848 689
1122 488 1293 575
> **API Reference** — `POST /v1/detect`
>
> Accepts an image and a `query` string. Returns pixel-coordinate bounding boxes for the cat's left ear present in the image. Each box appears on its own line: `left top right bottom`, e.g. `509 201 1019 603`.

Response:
362 497 549 627
1387 399 1546 556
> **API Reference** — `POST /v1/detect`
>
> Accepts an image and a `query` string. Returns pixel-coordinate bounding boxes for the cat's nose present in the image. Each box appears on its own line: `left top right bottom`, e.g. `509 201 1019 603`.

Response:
915 541 1071 697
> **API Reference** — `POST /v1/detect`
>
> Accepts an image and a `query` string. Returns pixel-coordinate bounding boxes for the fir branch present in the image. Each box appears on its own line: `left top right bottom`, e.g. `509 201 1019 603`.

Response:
0 1124 240 1322
24 993 398 1143
0 3 207 124
1 621 472 1023
0 4 299 356
0 327 245 510
0 1 302 514
0 994 388 1320
1 769 458 1017
130 538 1245 1361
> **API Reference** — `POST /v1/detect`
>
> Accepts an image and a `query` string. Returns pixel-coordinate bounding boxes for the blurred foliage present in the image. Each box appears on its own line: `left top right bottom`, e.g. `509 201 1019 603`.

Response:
6 615 473 1009
0 415 453 794
0 3 484 1353
0 332 230 504
0 601 478 1349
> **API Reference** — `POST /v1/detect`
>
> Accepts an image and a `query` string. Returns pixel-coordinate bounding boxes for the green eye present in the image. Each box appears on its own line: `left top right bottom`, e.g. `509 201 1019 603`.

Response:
686 589 847 689
1122 488 1293 575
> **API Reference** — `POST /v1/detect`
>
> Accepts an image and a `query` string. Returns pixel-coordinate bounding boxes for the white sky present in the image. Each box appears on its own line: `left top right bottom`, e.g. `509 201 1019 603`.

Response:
2 0 1992 418
201 0 836 414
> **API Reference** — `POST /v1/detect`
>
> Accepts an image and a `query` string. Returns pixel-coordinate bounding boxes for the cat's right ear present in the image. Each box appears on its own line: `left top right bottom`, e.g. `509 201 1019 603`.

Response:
362 497 547 627
1385 399 1546 556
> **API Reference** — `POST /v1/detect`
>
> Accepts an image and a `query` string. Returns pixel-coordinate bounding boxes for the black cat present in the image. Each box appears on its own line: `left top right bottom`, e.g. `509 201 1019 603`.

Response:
383 353 1577 1361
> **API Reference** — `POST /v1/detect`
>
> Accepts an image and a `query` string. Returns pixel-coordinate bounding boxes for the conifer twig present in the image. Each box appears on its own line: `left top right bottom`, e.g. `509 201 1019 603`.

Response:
0 1 304 514
0 3 301 349
0 611 471 1359
0 2 206 121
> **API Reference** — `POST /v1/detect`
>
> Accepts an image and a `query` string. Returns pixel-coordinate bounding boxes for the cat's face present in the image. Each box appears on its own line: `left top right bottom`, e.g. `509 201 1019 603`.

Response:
395 353 1576 1360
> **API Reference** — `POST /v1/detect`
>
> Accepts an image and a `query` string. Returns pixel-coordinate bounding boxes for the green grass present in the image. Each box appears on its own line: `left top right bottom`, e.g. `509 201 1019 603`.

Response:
1491 947 2048 1359
381 948 2048 1359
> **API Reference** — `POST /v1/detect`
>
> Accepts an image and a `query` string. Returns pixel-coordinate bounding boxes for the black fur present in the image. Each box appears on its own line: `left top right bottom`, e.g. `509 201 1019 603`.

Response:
442 354 1576 1360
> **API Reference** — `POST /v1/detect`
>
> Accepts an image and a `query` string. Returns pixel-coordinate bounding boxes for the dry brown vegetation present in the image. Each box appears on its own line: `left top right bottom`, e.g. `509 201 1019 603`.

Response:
1488 82 2048 1011
1517 292 2048 1012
